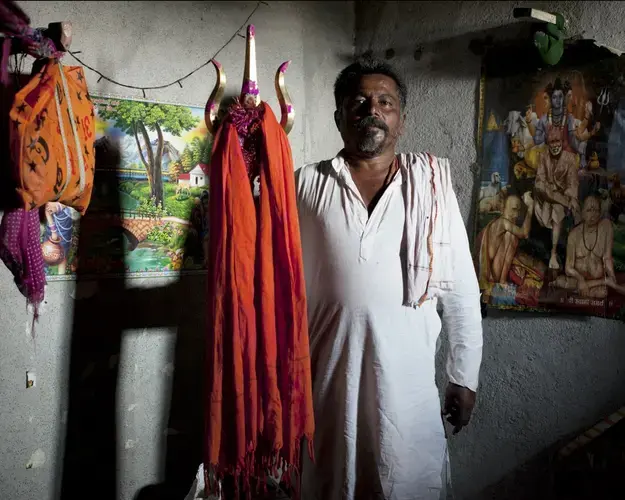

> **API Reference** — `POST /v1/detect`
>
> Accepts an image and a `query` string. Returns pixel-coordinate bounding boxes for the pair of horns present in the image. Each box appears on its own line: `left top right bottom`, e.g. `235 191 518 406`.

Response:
204 24 294 136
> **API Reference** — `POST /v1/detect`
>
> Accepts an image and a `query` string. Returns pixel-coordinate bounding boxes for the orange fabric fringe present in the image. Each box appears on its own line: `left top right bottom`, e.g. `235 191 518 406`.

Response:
205 102 315 497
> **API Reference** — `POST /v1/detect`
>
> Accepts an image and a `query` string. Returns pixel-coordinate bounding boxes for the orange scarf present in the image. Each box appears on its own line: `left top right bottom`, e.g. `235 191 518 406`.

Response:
205 102 314 495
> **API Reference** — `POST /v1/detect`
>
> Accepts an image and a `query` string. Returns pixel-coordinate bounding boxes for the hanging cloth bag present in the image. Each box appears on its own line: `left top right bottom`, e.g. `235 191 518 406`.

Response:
10 59 95 212
0 58 95 321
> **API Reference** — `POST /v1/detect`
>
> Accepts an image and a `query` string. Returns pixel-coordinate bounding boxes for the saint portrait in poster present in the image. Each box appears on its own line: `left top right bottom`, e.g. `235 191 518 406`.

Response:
475 41 625 319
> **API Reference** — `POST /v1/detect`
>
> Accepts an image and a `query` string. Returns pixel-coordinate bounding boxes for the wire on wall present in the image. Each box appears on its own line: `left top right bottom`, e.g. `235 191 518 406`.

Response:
66 1 267 96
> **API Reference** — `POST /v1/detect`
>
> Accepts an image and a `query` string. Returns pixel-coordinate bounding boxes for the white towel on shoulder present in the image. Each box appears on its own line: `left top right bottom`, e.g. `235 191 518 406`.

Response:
400 152 455 307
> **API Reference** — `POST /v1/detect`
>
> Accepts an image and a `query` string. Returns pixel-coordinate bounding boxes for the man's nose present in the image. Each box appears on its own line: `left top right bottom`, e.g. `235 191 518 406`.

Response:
366 100 382 118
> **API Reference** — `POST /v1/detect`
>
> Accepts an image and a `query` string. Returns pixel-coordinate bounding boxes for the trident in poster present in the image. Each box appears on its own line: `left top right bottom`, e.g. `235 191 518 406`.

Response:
204 24 295 136
597 87 610 115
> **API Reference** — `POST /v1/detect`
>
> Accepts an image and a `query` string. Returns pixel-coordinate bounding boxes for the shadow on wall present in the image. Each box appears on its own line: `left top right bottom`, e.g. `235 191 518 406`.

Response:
55 133 207 499
55 91 247 500
352 0 534 79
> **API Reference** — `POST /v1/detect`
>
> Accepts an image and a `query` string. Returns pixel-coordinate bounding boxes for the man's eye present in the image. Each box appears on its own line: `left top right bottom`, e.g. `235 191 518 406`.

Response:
348 99 365 110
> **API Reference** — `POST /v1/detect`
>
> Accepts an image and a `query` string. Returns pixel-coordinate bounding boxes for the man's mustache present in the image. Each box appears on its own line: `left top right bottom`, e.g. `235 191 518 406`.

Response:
356 116 388 133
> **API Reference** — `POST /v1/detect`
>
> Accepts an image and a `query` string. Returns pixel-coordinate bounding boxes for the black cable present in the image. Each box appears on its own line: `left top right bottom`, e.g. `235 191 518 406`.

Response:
66 1 265 92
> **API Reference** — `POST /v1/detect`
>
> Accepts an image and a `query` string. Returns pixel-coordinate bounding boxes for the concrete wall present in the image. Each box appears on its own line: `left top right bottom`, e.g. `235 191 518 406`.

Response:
0 2 351 499
3 1 625 499
354 1 625 499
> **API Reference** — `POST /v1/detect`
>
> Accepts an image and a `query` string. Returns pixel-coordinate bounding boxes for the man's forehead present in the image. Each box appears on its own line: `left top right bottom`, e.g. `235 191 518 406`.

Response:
354 74 399 95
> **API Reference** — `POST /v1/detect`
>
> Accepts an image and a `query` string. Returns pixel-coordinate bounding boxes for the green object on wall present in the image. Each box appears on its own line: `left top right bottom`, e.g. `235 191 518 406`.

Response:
533 12 566 66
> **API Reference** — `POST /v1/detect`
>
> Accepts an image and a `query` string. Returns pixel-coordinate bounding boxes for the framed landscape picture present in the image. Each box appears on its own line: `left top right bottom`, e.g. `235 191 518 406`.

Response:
41 95 211 280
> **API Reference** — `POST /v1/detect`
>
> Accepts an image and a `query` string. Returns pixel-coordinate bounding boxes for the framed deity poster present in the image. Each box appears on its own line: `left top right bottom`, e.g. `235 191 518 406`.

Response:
474 40 625 319
40 95 212 281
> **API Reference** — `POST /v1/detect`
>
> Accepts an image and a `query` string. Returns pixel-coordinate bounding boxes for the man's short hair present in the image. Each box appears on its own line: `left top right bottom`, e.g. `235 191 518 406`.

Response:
333 58 407 110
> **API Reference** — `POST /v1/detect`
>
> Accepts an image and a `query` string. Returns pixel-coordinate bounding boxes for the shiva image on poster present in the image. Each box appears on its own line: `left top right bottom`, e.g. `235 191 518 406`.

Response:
475 52 625 319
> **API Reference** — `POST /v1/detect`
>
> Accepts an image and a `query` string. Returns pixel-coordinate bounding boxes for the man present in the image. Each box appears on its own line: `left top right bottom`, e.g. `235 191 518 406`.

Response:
534 127 580 271
553 195 625 297
296 59 483 500
477 192 534 285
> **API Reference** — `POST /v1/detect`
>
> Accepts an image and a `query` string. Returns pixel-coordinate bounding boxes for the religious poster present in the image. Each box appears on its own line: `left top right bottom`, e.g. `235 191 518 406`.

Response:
475 41 625 319
41 95 211 281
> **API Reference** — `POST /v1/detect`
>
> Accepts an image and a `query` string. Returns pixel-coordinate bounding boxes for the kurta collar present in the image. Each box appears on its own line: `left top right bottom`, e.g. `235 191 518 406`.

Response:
330 150 404 175
330 151 348 173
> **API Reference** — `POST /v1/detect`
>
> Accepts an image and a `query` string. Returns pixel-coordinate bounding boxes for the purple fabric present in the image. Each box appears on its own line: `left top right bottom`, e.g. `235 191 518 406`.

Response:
227 100 264 180
0 37 10 86
0 208 46 313
0 0 55 323
0 0 65 60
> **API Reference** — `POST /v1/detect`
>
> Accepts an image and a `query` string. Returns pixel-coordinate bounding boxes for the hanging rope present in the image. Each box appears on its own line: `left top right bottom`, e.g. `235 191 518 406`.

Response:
66 1 267 94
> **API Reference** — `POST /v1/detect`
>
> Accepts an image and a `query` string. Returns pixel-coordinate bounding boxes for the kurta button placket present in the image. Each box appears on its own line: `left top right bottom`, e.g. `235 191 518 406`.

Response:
359 229 370 261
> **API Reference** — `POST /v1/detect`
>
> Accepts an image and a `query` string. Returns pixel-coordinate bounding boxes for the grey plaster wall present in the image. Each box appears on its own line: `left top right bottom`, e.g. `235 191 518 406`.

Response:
3 1 625 499
0 2 351 499
354 1 625 499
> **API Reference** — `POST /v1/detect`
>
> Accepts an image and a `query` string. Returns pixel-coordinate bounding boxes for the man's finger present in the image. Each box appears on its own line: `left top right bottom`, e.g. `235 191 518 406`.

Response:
444 403 458 419
446 408 471 434
446 409 460 427
442 403 455 416
458 406 472 427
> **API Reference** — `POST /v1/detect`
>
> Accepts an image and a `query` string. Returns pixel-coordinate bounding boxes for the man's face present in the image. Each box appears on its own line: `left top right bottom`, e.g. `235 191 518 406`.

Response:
335 74 405 157
582 197 601 226
548 137 563 157
551 90 564 111
503 196 522 221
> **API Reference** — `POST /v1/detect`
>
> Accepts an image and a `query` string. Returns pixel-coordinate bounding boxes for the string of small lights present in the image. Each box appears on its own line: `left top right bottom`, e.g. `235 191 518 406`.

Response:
66 1 267 98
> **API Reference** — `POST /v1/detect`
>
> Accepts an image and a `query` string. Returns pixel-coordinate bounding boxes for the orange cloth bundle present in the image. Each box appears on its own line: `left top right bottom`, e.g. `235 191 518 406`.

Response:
10 60 94 213
205 102 314 495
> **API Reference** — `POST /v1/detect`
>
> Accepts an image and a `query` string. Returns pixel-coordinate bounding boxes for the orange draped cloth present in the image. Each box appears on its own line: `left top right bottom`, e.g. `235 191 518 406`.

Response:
205 102 314 495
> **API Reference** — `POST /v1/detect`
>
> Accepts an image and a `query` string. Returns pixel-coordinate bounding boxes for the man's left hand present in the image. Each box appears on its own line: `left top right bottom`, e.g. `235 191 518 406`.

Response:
443 383 476 435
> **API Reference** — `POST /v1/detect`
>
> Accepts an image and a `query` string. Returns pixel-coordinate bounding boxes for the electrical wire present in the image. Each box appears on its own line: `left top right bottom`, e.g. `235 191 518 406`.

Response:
66 1 266 96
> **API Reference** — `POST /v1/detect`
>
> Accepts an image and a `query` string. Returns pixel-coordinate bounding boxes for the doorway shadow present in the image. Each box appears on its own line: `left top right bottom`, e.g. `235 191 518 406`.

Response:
56 133 208 499
132 93 244 500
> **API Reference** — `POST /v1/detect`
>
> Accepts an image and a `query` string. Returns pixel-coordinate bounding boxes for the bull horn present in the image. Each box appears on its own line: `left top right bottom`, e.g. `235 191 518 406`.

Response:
205 59 226 136
240 24 260 107
275 60 294 135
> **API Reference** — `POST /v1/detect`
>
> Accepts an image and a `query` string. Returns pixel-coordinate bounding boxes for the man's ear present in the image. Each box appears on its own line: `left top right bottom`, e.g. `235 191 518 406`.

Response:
334 109 341 130
399 112 407 136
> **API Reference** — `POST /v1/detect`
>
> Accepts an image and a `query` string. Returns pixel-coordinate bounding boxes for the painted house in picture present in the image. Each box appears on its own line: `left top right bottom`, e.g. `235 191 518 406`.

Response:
188 163 209 187
177 172 191 188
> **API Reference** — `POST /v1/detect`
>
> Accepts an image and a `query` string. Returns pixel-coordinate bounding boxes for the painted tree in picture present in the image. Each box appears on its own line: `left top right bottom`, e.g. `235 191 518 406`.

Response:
98 102 199 207
181 135 212 173
169 160 183 183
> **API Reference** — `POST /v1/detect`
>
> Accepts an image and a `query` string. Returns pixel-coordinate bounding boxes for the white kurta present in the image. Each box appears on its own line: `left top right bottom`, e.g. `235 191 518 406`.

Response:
296 154 483 500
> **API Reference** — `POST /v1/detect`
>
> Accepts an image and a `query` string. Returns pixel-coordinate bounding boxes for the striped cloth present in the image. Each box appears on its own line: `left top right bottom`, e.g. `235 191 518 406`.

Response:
558 406 625 458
